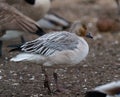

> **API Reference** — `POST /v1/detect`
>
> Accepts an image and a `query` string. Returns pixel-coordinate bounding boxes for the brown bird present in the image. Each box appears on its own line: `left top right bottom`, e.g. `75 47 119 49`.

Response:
0 0 51 21
2 0 71 31
0 3 45 56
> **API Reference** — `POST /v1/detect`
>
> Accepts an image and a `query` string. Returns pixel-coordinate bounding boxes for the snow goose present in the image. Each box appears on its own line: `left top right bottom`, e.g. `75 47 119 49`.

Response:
10 21 93 93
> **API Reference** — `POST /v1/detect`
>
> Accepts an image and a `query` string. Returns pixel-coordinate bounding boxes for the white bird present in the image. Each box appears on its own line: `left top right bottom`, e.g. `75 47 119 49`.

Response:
85 81 120 97
10 21 93 93
0 0 51 21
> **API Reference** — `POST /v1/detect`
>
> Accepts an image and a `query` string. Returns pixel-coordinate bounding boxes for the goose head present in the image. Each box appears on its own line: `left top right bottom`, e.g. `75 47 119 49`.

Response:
70 21 93 39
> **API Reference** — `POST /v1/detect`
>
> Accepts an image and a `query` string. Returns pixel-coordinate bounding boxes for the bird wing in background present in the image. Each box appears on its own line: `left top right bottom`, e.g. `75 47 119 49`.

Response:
37 12 71 30
0 3 45 36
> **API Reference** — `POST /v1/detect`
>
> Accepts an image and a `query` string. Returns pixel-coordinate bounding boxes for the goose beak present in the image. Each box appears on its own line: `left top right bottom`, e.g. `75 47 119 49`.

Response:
86 32 93 39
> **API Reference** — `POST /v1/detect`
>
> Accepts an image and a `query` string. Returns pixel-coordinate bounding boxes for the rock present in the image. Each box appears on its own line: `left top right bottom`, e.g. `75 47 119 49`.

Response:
96 17 120 32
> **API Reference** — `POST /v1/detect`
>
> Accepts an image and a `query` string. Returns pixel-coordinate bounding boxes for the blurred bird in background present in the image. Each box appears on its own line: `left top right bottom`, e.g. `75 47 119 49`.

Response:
0 3 45 57
85 81 120 97
1 0 71 30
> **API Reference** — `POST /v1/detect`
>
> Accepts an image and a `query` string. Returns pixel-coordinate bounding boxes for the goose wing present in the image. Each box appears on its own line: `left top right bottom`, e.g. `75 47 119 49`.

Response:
0 3 44 35
21 31 78 56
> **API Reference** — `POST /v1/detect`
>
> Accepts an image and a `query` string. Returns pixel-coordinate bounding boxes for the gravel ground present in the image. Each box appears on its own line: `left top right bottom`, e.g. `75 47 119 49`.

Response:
0 0 120 97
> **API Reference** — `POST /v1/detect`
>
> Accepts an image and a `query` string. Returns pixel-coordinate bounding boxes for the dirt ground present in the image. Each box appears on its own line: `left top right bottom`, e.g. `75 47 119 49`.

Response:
0 0 120 97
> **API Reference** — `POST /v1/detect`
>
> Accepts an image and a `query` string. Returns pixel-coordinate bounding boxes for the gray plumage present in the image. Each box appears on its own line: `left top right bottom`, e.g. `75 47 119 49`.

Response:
22 31 78 56
37 13 71 30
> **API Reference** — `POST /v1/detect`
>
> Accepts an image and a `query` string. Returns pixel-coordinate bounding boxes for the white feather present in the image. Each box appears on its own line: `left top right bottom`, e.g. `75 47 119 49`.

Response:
10 53 44 63
35 0 50 7
95 81 120 94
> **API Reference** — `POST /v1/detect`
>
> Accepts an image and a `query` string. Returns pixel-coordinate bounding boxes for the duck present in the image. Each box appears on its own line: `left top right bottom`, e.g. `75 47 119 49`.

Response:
10 21 93 93
37 12 71 30
1 0 51 21
0 3 45 56
85 81 120 97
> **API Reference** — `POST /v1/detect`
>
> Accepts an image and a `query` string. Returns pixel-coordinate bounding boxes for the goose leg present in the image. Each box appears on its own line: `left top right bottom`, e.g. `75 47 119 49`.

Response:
0 40 3 57
53 72 61 92
41 65 51 93
53 72 70 93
